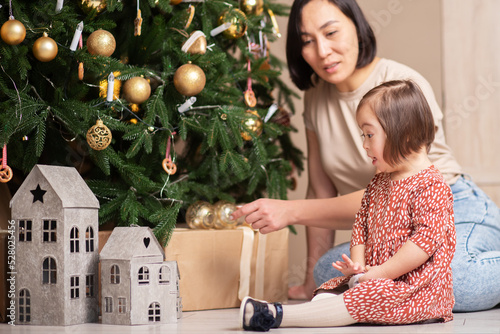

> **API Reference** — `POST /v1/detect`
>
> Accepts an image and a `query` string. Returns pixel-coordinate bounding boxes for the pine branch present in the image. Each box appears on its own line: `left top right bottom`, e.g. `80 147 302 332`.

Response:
1 0 304 245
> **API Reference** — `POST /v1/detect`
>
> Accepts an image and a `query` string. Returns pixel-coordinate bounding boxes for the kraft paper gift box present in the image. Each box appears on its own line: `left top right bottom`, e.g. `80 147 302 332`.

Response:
164 227 289 311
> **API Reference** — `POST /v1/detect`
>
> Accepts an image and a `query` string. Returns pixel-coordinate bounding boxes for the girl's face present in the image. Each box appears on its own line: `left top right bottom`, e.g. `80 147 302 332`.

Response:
300 0 360 91
356 104 392 173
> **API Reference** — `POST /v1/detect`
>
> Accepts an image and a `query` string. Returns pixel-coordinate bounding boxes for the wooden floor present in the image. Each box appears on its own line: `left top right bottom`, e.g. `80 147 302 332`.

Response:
1 304 499 333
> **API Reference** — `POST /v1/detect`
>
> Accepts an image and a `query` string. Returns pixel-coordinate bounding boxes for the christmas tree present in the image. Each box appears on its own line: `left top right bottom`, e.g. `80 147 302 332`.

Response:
0 0 303 245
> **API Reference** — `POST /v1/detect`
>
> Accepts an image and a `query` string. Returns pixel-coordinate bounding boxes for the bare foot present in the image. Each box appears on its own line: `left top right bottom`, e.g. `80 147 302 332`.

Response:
288 283 315 300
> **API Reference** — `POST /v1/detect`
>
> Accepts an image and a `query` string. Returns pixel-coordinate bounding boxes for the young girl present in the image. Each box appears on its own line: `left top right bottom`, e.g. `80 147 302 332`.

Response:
240 80 456 330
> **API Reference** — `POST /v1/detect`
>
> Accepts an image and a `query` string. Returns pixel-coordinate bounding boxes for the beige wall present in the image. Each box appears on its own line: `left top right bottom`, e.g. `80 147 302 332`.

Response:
441 0 500 205
274 0 443 287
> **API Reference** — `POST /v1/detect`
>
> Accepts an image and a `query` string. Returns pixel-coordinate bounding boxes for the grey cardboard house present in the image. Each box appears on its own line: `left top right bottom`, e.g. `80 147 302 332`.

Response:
100 226 182 325
10 164 100 326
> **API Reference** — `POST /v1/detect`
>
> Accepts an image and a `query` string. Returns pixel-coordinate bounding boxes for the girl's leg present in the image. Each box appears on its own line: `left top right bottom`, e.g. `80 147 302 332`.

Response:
241 294 356 330
451 177 500 311
314 241 350 286
281 293 355 328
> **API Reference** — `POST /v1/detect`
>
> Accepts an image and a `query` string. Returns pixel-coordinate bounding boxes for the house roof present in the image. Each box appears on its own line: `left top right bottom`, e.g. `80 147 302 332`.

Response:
100 226 165 260
10 164 99 209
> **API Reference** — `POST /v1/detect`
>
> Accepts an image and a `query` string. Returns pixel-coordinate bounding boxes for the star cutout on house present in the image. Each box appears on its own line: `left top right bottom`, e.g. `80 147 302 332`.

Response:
31 184 47 203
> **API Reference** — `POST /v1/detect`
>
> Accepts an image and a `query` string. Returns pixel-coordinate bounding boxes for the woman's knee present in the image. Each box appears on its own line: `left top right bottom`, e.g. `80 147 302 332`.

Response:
313 242 350 285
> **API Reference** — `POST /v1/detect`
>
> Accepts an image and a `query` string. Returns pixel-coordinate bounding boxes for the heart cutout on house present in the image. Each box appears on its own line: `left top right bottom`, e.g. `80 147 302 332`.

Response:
143 237 150 248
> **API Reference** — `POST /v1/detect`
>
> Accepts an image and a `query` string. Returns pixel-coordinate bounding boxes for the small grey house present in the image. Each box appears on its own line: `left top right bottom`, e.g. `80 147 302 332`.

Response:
10 164 100 326
100 226 181 325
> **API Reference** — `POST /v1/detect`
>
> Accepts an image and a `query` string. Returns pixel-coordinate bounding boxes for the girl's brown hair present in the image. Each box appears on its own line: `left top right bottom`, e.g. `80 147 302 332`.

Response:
357 80 435 166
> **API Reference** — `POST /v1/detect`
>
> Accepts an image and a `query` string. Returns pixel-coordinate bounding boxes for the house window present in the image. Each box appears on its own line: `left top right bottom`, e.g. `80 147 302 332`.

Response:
70 227 79 253
104 297 113 313
86 275 95 298
138 266 149 285
110 265 120 284
42 257 57 284
85 226 95 252
43 220 57 242
19 220 32 242
19 289 31 323
159 266 171 284
148 302 160 322
118 298 127 314
70 276 80 299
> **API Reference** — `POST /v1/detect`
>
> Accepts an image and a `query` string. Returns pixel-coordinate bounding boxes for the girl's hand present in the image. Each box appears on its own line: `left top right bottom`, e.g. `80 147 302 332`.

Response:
358 265 390 283
331 253 366 277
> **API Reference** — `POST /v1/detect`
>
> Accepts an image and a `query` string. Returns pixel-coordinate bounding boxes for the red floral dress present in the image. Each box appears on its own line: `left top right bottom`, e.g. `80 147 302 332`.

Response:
316 165 456 324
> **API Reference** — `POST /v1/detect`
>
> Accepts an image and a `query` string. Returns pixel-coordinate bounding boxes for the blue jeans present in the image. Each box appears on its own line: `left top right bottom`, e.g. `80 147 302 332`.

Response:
313 176 500 312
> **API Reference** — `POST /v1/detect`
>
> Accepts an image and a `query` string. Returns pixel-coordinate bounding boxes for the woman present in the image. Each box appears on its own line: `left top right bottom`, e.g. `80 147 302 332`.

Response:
231 0 500 312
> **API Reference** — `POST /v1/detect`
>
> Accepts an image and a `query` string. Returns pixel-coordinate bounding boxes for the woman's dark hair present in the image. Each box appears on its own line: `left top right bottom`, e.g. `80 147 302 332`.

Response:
286 0 377 91
357 80 436 166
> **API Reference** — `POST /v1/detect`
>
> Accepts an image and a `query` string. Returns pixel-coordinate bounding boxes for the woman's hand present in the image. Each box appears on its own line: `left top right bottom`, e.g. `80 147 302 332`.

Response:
332 253 366 277
230 199 294 234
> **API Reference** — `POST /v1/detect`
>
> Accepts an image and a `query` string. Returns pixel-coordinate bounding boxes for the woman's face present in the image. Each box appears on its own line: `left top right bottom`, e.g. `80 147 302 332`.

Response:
300 0 360 90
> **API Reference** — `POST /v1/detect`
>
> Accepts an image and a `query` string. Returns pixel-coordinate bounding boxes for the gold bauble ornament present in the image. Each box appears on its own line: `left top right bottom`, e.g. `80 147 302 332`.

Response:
170 0 183 5
32 33 58 62
217 8 247 40
80 0 107 14
173 62 206 96
122 77 151 104
99 71 122 100
1 18 26 45
240 0 264 16
87 29 116 57
213 201 238 229
181 30 207 55
87 119 112 150
186 201 214 229
241 110 263 141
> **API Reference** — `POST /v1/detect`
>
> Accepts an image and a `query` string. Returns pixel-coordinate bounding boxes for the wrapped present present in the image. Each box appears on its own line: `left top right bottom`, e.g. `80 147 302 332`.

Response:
98 226 288 312
164 227 289 311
